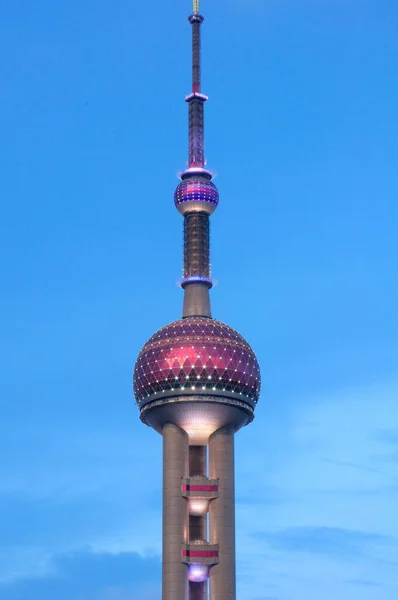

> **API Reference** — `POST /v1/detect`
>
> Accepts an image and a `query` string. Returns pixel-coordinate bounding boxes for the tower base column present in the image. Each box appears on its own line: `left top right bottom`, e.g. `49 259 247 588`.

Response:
183 283 212 318
209 425 236 600
189 445 208 600
163 423 189 600
190 581 207 600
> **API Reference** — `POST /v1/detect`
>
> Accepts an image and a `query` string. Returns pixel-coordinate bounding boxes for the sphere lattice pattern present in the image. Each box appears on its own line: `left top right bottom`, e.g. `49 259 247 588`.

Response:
133 317 260 405
174 179 219 215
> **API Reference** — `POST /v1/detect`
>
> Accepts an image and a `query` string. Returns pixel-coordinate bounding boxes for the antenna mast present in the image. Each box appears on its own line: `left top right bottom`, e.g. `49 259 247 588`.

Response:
186 0 206 168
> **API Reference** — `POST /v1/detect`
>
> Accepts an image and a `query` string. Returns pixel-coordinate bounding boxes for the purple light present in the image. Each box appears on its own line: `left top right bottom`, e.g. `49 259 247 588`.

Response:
188 563 209 582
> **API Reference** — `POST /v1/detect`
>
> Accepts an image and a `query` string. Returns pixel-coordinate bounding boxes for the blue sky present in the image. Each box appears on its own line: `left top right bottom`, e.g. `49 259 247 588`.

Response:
1 0 397 598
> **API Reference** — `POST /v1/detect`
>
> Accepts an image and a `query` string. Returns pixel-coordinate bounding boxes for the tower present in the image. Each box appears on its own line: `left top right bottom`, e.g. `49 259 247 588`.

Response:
133 2 261 599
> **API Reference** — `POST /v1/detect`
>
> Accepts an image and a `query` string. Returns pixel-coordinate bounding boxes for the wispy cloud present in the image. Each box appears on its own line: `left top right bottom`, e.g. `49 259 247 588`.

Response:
255 526 393 558
0 549 160 600
346 578 384 588
235 380 398 599
0 489 161 582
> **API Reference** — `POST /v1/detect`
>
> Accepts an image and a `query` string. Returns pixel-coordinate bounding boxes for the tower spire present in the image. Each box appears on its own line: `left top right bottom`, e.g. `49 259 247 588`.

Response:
187 2 206 167
174 0 219 318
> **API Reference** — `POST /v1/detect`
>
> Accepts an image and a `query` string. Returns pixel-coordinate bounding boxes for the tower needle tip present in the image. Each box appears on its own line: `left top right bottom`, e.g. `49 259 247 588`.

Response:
193 0 200 15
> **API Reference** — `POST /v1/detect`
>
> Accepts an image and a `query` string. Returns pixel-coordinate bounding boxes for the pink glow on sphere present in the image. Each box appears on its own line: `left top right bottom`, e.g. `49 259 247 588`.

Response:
133 317 261 405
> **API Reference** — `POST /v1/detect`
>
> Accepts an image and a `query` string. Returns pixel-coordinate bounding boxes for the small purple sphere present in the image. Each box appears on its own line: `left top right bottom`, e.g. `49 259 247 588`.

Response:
174 178 219 215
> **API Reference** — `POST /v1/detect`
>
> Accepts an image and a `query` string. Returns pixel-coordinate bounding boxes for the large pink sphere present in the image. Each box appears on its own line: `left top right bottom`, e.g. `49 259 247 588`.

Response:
133 317 260 406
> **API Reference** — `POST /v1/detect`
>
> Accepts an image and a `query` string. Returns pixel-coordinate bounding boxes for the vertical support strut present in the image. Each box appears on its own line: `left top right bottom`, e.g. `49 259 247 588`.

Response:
163 424 189 600
189 445 207 477
182 211 212 317
183 212 210 280
190 581 207 600
188 98 205 167
181 8 213 320
187 13 206 168
182 283 212 318
189 445 208 600
209 426 236 600
191 19 201 93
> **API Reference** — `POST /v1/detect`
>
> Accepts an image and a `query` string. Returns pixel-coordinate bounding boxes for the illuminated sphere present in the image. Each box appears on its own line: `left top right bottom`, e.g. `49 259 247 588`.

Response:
133 317 260 443
174 178 219 215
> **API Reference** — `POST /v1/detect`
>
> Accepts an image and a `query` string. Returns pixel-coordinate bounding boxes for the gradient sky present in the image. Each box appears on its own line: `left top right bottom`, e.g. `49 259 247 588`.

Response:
1 0 397 598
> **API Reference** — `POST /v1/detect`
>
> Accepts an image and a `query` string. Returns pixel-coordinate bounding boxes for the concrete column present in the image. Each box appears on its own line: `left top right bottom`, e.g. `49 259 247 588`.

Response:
190 581 208 600
189 445 208 600
163 423 189 600
189 445 207 476
183 283 212 318
190 515 207 540
209 426 236 600
189 446 208 541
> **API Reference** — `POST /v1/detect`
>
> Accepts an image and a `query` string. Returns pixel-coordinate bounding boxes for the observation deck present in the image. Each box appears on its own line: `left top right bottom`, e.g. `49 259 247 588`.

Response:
181 477 219 498
182 476 219 515
182 540 219 565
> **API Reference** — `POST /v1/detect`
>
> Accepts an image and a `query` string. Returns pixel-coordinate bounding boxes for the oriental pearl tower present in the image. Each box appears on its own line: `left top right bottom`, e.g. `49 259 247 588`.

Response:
133 2 261 599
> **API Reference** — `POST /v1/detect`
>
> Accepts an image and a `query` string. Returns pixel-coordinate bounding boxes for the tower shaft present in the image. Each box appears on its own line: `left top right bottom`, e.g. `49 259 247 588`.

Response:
209 427 236 600
189 446 208 600
162 421 237 600
181 210 212 317
188 98 205 168
187 13 207 168
181 9 212 318
191 17 202 93
163 424 189 600
182 282 212 318
183 212 210 282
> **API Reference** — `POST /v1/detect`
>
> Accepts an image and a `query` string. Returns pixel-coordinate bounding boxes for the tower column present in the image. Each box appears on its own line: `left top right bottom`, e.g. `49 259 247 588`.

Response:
209 426 236 600
183 283 211 318
190 581 207 600
163 423 189 600
189 445 207 477
189 445 208 600
182 210 212 318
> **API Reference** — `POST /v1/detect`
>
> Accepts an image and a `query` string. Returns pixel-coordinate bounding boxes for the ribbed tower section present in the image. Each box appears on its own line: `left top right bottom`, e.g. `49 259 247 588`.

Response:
133 3 261 600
